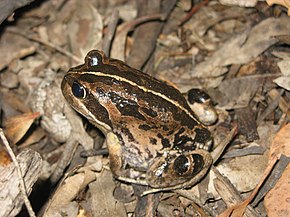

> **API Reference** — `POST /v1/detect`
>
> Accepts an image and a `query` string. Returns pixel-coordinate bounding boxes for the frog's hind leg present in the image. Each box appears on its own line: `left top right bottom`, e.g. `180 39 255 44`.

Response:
146 150 212 190
105 132 148 186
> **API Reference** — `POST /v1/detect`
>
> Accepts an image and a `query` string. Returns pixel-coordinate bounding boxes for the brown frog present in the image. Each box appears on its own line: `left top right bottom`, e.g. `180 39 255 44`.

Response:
61 50 216 191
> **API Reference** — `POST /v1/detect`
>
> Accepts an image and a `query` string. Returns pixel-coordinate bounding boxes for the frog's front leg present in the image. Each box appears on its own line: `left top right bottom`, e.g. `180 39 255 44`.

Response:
105 132 126 176
146 150 212 190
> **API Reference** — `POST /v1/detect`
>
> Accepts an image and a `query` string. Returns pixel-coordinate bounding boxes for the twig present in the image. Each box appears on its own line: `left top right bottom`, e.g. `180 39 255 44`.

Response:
211 123 238 164
119 13 165 33
0 129 36 217
6 29 81 62
257 89 284 125
179 0 209 26
102 10 119 56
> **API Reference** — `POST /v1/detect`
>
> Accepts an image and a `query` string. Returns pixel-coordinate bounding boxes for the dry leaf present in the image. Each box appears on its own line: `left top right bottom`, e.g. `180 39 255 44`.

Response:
189 16 290 78
67 0 103 58
269 123 290 158
267 0 290 15
0 148 12 166
264 163 290 216
18 127 45 148
273 76 290 91
1 91 31 114
0 33 36 71
89 170 127 217
3 112 40 144
218 156 278 217
43 168 96 217
219 0 259 7
272 51 290 90
219 124 290 216
216 77 262 109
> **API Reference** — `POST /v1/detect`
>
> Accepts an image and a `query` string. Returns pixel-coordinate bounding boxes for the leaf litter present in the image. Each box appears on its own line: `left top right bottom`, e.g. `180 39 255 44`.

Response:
0 0 289 216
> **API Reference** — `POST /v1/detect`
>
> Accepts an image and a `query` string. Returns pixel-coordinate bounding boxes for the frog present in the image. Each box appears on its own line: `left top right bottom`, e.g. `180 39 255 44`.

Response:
61 50 216 191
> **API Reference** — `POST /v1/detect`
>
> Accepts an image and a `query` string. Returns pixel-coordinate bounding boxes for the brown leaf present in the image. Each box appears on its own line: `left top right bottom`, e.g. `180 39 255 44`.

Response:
218 124 290 216
269 123 290 159
3 112 40 144
218 156 278 217
43 168 96 217
266 0 290 15
88 170 127 216
0 148 12 166
264 163 290 216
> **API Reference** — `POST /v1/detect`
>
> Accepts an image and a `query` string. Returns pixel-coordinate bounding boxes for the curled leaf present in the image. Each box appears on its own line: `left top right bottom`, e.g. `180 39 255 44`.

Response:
4 112 40 144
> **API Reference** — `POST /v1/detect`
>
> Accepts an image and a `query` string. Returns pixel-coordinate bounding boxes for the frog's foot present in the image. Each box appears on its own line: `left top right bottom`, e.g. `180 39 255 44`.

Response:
146 150 212 190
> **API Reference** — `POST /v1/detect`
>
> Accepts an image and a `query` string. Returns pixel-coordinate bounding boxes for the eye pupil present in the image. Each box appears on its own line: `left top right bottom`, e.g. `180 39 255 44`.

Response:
174 155 190 175
90 56 99 66
72 82 86 98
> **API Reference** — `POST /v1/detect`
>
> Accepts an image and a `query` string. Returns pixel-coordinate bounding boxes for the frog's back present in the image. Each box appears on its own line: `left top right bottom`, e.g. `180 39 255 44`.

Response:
70 50 195 120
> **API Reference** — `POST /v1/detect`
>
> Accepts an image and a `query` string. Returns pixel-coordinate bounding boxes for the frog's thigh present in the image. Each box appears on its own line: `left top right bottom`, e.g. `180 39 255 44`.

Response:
105 132 124 176
146 150 212 189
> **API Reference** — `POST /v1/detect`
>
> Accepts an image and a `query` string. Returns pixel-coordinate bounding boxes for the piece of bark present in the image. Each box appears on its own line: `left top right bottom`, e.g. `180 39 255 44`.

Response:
236 106 259 142
0 149 42 217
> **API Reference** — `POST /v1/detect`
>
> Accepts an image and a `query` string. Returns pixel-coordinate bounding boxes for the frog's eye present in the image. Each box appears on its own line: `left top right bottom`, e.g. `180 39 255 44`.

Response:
72 82 86 98
85 50 104 67
89 55 99 66
174 154 206 176
173 155 191 175
187 88 210 104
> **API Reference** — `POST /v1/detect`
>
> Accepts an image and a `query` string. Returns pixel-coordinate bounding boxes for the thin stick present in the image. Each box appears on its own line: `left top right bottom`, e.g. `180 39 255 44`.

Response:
119 13 165 33
7 29 81 63
179 0 209 26
102 10 119 56
0 129 36 217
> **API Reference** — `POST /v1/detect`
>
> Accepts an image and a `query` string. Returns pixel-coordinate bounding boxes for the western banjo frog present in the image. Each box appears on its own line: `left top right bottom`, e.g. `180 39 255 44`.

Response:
61 50 215 191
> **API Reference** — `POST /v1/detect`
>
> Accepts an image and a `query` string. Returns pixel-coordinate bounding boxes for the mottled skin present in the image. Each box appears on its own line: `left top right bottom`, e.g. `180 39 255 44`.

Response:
61 50 213 190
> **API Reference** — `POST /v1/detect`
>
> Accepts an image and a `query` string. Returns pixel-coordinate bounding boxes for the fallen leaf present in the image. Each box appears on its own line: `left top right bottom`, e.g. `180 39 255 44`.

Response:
43 168 96 217
272 51 290 90
189 16 290 78
215 76 262 109
269 123 290 159
264 163 290 217
218 156 278 217
219 0 259 7
266 0 290 16
218 123 290 216
273 76 290 91
89 170 127 216
67 0 103 58
0 148 12 166
0 32 36 71
3 112 40 144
